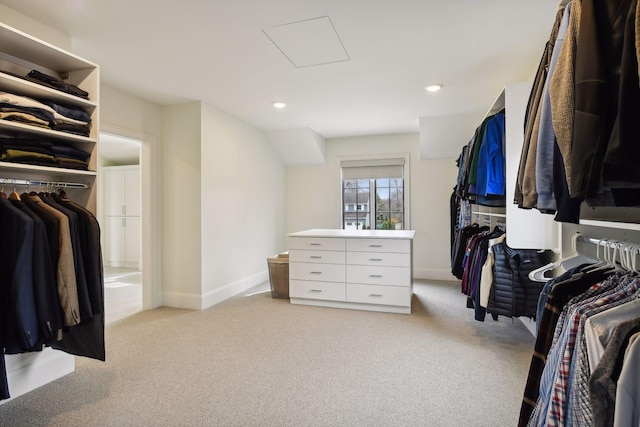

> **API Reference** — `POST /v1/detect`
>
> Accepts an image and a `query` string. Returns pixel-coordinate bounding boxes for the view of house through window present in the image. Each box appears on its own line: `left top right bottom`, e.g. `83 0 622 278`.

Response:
342 178 404 230
340 157 407 231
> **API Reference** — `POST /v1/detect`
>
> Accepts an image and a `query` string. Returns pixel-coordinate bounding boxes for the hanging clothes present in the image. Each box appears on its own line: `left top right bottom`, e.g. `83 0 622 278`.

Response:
0 190 104 401
486 242 554 321
517 0 640 223
519 248 640 427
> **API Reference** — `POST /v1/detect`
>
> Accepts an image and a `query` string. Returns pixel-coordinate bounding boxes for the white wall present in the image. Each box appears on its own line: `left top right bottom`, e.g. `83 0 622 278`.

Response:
161 103 203 306
100 85 164 309
159 102 286 309
286 133 458 280
200 103 286 307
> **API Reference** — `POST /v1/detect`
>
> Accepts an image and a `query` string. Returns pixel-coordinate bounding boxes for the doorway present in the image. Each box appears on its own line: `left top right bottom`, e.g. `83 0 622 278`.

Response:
99 132 143 323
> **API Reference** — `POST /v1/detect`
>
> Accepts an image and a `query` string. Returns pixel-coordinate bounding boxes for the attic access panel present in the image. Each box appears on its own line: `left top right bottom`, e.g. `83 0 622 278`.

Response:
262 16 350 68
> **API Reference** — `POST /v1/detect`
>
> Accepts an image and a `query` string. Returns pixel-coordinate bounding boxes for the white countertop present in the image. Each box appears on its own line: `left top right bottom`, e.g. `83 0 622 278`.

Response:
288 228 416 239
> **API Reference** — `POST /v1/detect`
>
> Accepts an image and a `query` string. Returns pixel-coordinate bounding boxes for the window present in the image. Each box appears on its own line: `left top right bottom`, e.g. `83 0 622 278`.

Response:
340 157 408 230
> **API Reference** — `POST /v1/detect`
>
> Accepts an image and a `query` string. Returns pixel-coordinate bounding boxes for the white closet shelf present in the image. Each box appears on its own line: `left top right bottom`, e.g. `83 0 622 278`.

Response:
0 23 97 72
0 73 97 109
0 120 96 145
0 161 96 177
579 219 640 231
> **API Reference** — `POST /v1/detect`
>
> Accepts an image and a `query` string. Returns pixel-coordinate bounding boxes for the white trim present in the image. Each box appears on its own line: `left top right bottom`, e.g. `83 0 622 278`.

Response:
290 298 410 314
201 271 269 310
336 152 411 229
100 123 161 309
520 317 537 336
162 270 270 310
161 292 202 310
2 350 74 404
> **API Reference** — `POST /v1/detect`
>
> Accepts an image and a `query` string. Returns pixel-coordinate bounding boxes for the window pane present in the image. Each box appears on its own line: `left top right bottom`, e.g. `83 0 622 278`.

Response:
376 187 389 212
356 189 370 211
357 179 370 189
343 175 404 230
390 188 403 211
343 179 371 230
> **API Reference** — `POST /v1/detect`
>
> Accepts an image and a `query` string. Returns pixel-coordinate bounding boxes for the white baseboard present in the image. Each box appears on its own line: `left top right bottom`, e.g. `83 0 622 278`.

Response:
162 270 269 310
413 268 458 281
2 349 74 404
519 317 537 336
161 291 202 310
201 270 268 310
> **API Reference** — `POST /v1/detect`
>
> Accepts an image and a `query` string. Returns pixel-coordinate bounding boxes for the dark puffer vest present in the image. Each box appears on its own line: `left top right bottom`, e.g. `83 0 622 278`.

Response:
487 242 554 319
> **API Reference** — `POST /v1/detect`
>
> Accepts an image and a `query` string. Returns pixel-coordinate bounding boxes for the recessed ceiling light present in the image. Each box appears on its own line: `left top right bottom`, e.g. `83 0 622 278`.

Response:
272 101 287 109
424 84 443 93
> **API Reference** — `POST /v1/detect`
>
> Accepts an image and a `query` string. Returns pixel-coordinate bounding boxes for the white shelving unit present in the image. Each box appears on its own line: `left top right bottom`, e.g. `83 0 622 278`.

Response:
0 21 100 401
470 83 559 251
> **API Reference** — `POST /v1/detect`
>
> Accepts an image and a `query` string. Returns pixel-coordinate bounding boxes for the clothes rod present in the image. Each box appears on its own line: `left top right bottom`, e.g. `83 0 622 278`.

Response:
0 177 89 189
576 234 631 248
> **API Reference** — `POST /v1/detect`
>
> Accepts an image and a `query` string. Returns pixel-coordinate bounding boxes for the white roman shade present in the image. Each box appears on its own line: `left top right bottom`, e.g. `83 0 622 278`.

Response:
340 158 405 180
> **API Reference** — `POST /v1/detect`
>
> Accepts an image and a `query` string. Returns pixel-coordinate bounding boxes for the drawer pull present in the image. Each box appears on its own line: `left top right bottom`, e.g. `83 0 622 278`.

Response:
369 274 383 278
369 294 383 297
309 243 322 246
309 289 322 293
368 244 383 248
369 258 383 261
310 256 322 259
310 271 322 275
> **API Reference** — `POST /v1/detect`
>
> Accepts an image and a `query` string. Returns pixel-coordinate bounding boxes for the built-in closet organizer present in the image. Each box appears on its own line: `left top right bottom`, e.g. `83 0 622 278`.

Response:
452 83 561 333
288 229 416 314
483 84 559 250
102 165 141 269
0 22 101 401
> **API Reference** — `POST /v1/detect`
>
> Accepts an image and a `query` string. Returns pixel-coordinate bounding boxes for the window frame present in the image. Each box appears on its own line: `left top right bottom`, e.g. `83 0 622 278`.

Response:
337 153 411 230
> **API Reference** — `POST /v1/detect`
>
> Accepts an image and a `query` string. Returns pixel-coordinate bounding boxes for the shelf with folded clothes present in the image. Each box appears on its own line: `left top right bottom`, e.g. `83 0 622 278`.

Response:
0 118 95 146
0 88 94 139
0 23 97 102
0 20 103 404
0 136 95 173
0 71 97 111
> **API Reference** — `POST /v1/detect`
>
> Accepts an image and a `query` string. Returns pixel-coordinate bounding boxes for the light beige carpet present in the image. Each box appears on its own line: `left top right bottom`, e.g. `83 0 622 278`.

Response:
0 280 534 426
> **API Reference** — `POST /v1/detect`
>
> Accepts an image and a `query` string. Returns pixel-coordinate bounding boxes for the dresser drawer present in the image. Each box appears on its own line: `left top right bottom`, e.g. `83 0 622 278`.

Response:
290 280 346 301
346 283 411 307
290 262 345 283
289 237 345 251
346 238 410 253
346 251 410 267
346 265 410 287
290 249 345 264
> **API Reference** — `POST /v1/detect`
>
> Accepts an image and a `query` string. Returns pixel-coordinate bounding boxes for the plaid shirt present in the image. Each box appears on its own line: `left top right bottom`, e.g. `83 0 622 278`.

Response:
528 279 613 426
543 275 637 426
519 268 613 427
567 277 640 426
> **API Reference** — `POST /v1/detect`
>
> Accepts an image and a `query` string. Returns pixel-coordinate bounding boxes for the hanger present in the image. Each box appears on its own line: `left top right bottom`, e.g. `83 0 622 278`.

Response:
9 183 21 201
528 233 598 282
618 242 640 276
582 238 623 275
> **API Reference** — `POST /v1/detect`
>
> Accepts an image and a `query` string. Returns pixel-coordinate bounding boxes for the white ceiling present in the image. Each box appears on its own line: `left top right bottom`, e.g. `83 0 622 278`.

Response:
0 0 561 157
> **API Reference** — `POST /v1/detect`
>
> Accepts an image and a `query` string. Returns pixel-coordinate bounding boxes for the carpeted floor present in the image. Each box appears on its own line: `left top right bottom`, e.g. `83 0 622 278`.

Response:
0 280 535 426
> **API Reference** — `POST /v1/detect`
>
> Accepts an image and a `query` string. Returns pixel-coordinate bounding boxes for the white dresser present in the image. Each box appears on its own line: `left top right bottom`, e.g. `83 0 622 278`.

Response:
288 229 416 314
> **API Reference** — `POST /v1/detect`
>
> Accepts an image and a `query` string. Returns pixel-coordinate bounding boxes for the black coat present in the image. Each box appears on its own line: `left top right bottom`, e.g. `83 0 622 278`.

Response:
487 242 554 319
